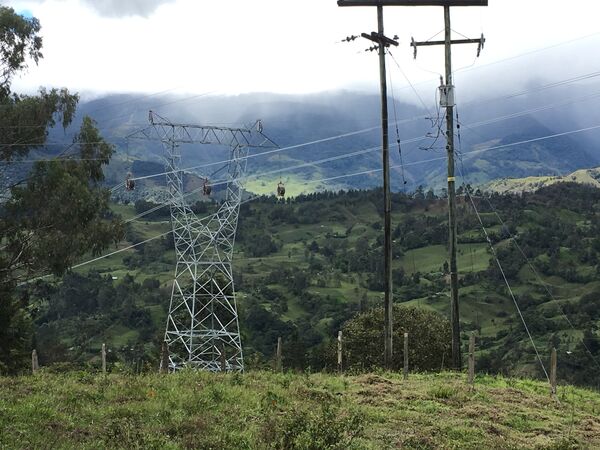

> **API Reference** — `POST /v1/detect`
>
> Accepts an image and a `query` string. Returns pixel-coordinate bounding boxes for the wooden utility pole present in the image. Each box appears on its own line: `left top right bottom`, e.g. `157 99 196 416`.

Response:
444 5 461 371
409 0 486 370
339 0 487 371
378 5 394 371
338 0 399 370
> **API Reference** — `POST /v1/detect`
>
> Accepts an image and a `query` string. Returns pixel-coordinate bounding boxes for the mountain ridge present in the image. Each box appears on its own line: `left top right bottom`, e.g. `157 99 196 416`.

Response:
35 87 600 195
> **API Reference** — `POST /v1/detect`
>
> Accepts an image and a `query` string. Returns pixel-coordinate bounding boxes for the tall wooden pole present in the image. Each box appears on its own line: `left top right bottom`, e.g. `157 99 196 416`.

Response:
377 5 394 370
338 0 486 372
444 5 461 371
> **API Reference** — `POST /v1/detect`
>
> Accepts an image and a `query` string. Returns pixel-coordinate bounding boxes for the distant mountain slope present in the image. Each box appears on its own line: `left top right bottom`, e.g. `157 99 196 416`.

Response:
485 166 600 194
424 117 598 189
35 87 600 194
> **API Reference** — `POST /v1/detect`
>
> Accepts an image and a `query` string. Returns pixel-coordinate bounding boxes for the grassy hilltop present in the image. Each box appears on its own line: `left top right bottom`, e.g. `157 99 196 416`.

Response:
1 370 599 449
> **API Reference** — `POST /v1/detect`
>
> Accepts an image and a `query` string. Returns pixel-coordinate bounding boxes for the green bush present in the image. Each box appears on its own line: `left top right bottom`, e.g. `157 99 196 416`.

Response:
260 393 364 450
342 306 451 372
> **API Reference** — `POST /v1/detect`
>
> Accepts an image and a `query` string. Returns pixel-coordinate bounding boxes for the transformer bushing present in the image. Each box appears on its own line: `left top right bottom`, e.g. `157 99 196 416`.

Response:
129 111 277 371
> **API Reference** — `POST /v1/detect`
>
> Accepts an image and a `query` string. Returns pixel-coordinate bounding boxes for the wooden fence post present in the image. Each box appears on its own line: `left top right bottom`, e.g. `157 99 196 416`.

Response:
276 337 282 372
337 331 343 373
31 349 39 374
159 342 169 374
403 333 409 380
550 347 557 396
220 344 226 372
101 343 107 375
468 333 475 388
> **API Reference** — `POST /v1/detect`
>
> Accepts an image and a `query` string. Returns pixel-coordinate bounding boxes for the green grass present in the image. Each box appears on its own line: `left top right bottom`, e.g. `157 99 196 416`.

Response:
1 370 599 449
398 243 489 275
244 172 348 198
104 325 140 347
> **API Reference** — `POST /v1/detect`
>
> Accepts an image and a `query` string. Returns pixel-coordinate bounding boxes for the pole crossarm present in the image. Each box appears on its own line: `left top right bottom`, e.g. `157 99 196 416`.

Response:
361 32 399 47
338 1 488 6
411 34 485 58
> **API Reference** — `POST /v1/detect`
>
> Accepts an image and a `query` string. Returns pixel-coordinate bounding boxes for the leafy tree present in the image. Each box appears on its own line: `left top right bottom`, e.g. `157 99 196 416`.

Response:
0 7 42 96
342 306 451 372
4 117 123 278
0 7 123 373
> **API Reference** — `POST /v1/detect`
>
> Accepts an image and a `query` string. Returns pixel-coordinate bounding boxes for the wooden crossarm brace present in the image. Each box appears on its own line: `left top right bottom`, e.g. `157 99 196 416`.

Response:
411 33 485 59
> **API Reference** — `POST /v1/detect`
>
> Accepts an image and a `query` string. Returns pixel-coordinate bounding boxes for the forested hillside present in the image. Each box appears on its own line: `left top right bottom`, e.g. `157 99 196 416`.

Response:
23 182 600 389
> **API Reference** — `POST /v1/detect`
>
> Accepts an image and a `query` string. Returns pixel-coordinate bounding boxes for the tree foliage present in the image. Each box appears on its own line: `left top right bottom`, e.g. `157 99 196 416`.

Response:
0 7 123 373
0 6 42 96
0 87 78 161
342 307 451 372
2 116 123 280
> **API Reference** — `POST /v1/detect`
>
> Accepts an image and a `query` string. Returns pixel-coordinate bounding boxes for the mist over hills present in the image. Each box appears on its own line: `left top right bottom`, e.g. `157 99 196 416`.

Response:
45 82 600 196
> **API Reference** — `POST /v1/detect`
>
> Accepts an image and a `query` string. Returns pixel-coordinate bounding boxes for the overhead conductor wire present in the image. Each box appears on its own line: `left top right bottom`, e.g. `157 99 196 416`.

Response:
453 108 549 385
386 51 408 189
22 115 600 287
455 109 600 372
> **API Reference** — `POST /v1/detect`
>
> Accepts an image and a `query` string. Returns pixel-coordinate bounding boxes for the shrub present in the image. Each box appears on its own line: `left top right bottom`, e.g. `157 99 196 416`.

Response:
260 392 364 450
342 306 451 372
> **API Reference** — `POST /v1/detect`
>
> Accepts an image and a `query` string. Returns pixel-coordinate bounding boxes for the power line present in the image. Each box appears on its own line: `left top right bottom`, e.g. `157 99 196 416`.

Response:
4 29 600 135
126 145 386 222
1 157 107 163
465 90 600 129
454 31 600 76
402 123 600 170
456 114 600 371
125 127 394 183
4 67 600 174
457 162 551 384
483 196 600 371
388 50 433 116
124 87 600 187
462 70 600 107
118 118 600 205
455 112 600 377
22 149 439 285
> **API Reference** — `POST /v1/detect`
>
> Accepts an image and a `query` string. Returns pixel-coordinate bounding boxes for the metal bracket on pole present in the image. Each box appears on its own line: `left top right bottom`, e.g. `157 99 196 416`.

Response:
361 31 399 48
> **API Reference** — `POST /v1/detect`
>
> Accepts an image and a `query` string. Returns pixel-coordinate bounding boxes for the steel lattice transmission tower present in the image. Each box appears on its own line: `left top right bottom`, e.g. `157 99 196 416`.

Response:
129 111 277 372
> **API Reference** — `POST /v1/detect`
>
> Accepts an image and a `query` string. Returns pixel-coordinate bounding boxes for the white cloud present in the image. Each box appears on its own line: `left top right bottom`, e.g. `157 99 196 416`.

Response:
6 0 600 99
14 0 175 17
80 0 176 18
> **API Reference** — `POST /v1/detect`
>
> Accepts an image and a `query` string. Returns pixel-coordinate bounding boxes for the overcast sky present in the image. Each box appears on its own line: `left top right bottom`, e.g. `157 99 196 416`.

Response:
6 0 600 102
